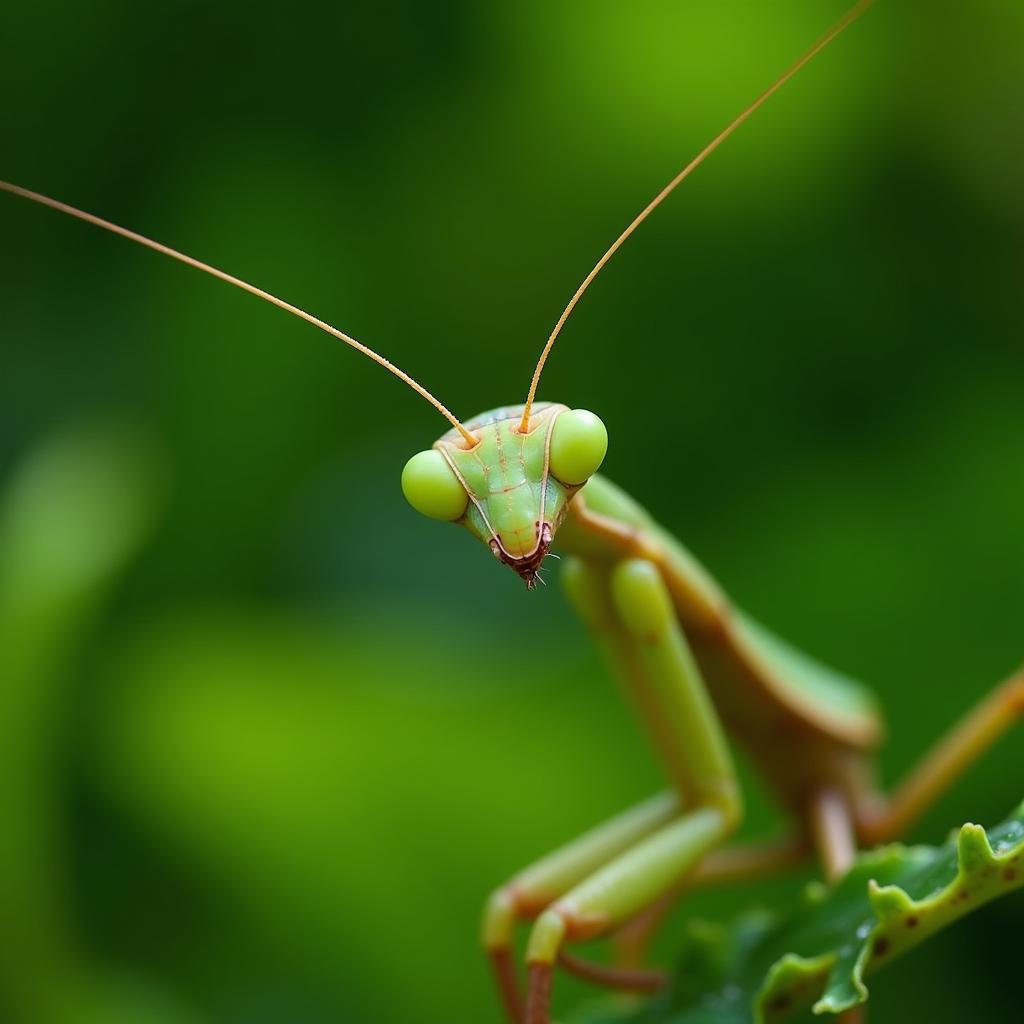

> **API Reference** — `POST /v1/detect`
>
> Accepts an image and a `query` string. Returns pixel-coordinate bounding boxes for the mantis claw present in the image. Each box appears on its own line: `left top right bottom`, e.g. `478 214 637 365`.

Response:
525 962 555 1024
487 947 524 1024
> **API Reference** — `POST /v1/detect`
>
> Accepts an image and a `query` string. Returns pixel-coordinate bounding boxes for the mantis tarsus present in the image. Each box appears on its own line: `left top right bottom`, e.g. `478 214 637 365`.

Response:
3 3 1022 1023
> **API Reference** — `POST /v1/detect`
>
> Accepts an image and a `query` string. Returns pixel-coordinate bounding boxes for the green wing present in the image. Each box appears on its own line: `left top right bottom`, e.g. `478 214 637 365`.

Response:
736 612 882 735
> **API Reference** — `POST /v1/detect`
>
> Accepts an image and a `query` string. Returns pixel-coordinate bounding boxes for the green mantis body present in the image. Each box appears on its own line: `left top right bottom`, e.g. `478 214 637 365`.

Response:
417 399 1022 1023
2 3 1022 1023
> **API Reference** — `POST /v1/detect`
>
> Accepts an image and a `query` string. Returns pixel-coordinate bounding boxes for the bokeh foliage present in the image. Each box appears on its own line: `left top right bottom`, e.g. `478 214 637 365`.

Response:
1 2 1022 1022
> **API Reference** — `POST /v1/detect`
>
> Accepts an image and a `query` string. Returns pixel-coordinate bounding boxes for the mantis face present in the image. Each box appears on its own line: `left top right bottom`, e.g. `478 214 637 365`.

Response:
402 404 607 587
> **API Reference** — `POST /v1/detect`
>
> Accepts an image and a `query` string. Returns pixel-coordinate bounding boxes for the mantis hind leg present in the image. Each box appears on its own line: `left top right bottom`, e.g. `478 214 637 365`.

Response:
855 666 1024 845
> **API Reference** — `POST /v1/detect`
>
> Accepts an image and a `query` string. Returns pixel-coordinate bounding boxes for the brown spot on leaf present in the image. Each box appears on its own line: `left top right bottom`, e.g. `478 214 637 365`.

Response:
906 915 918 928
769 994 792 1013
1004 868 1018 882
873 937 890 957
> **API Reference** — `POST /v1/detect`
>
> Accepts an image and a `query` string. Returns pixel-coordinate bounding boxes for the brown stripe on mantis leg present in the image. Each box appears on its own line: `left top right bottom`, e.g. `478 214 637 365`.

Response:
854 666 1024 846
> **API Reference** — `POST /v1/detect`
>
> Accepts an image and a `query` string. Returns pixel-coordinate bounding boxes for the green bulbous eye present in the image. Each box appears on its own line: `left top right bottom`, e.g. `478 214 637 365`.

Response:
549 409 608 485
401 450 469 521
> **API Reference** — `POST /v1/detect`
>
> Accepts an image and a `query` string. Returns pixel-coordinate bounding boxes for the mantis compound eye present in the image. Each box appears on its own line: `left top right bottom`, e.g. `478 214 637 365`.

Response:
401 449 469 521
549 409 608 485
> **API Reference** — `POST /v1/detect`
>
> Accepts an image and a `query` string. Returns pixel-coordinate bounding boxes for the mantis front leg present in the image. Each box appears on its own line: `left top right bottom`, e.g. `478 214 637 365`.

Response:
516 557 744 1024
483 805 805 1020
483 791 682 1021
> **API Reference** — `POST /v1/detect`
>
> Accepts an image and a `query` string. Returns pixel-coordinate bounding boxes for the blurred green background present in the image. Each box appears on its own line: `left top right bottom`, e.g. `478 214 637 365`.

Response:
1 2 1022 1022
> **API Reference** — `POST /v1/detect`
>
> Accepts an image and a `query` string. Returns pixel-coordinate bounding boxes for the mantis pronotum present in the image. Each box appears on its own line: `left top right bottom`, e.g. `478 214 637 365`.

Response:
3 2 1022 1023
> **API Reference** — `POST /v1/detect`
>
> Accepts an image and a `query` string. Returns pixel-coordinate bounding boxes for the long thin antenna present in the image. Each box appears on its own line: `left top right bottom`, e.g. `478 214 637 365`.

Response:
0 179 478 447
519 0 875 432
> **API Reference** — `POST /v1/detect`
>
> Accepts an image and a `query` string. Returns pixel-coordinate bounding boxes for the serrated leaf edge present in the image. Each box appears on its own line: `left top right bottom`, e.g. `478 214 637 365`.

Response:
752 801 1024 1020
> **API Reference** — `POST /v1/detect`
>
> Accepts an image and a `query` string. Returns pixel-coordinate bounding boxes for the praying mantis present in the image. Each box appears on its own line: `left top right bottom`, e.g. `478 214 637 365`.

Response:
3 2 1022 1023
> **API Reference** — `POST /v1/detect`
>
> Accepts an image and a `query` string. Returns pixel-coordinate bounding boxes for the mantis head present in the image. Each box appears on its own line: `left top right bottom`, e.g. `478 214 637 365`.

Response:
401 404 607 588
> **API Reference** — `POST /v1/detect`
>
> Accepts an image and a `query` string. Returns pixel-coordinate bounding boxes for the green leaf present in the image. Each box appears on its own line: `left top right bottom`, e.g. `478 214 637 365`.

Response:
573 802 1024 1024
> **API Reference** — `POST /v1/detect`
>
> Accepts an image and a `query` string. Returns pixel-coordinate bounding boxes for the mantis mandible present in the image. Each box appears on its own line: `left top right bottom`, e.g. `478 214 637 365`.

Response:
3 3 1022 1023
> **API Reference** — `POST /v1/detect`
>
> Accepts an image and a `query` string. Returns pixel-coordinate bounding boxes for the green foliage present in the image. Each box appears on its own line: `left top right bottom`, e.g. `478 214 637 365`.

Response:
574 804 1024 1024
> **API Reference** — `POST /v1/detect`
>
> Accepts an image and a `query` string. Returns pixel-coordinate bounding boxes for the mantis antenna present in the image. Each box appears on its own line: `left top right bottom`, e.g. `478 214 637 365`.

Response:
519 0 876 433
0 179 479 447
